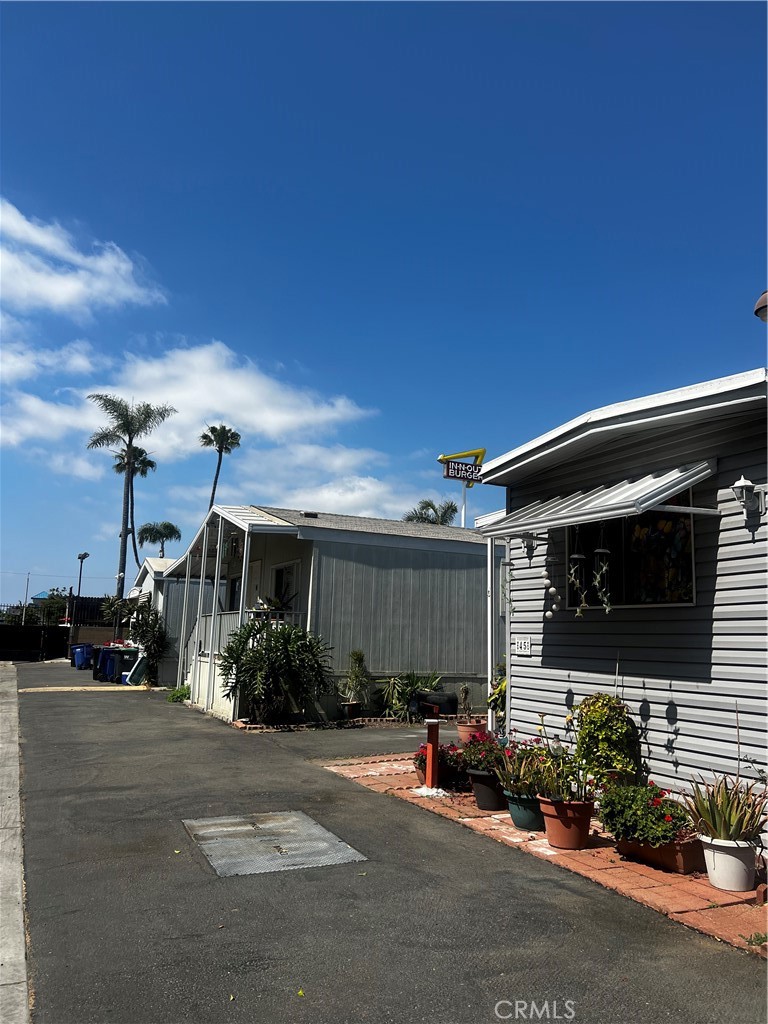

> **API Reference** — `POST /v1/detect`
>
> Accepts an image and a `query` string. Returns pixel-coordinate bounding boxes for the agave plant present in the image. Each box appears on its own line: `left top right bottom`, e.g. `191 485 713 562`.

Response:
683 775 768 842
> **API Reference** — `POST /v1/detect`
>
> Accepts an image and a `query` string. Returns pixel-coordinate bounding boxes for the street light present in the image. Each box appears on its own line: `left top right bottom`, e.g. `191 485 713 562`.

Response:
68 552 90 648
754 291 767 323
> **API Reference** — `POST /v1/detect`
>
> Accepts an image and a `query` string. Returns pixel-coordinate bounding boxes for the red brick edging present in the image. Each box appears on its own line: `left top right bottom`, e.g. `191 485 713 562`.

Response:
322 753 768 958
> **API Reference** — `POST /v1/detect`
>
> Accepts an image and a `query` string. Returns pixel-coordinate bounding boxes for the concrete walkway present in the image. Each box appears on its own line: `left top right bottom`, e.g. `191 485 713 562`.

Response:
13 661 768 1024
0 664 30 1024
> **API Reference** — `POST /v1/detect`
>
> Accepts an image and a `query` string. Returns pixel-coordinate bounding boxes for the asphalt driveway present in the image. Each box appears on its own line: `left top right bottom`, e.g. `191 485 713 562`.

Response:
14 662 767 1024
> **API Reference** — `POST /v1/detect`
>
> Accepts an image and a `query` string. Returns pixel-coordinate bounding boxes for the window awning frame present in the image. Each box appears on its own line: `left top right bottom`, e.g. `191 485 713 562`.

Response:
479 459 718 539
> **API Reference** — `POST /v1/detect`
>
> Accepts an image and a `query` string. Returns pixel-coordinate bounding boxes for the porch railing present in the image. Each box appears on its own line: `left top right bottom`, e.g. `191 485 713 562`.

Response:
196 609 304 656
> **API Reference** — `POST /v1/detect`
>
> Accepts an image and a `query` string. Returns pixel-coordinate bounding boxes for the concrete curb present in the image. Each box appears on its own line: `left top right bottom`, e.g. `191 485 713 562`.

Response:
0 664 30 1024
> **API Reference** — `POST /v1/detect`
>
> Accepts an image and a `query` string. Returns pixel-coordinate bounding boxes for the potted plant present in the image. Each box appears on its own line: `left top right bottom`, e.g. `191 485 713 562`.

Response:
682 775 768 891
537 751 597 851
456 684 485 745
338 649 370 719
412 742 468 790
599 781 705 874
493 739 546 831
462 731 507 810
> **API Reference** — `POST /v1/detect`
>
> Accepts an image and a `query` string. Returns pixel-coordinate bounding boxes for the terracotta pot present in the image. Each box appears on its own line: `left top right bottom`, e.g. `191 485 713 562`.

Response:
539 796 594 850
616 837 705 875
467 769 506 811
456 721 486 746
414 766 426 786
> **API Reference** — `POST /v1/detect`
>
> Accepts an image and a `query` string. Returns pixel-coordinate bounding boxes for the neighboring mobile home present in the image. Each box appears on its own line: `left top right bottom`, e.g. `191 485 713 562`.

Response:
161 506 497 721
478 368 767 788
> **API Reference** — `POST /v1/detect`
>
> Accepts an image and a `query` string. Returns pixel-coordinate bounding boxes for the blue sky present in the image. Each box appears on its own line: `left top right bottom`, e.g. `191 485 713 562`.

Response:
1 2 765 604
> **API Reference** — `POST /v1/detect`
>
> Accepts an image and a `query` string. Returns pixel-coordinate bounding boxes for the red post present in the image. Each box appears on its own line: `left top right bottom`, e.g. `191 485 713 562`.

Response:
425 718 440 789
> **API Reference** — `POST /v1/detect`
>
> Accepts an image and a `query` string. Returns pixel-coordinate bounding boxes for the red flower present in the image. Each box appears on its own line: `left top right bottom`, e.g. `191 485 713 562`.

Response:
533 737 542 745
651 798 662 807
648 780 655 787
664 814 673 822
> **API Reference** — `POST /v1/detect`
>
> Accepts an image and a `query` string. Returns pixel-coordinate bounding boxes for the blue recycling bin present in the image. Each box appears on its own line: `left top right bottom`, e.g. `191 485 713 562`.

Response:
73 644 93 670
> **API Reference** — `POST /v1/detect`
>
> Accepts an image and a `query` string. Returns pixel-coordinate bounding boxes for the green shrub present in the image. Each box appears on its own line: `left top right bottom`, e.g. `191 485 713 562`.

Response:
219 620 334 724
166 684 190 703
599 782 692 847
574 693 643 783
380 671 442 721
128 607 171 686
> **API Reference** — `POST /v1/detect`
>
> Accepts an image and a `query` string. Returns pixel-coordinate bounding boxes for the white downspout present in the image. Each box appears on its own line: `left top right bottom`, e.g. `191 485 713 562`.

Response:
486 536 495 732
505 537 512 736
191 520 210 706
238 528 251 626
205 514 224 712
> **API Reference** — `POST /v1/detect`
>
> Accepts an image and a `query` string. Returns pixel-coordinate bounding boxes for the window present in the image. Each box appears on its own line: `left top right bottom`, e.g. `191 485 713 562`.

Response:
271 561 300 611
566 491 694 609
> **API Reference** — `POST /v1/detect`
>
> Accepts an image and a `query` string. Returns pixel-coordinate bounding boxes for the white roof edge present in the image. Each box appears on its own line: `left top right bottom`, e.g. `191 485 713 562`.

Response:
474 508 507 528
482 367 767 481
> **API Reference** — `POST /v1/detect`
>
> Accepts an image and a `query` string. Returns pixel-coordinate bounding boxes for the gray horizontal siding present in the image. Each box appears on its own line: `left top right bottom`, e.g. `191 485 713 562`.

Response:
311 540 488 678
502 410 767 790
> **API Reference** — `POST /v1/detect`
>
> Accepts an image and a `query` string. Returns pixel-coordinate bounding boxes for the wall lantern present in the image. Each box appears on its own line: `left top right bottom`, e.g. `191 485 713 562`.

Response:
731 475 766 521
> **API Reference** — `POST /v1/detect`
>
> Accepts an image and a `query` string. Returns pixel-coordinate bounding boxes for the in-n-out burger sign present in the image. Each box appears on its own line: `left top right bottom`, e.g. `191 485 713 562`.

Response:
442 459 483 482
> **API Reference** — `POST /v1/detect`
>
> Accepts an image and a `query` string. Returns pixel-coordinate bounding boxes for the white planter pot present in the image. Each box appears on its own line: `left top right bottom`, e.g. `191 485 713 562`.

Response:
699 835 757 892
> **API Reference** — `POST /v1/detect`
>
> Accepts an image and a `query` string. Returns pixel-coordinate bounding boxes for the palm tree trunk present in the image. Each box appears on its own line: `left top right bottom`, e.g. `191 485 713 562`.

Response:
209 451 223 509
129 472 141 569
116 459 131 614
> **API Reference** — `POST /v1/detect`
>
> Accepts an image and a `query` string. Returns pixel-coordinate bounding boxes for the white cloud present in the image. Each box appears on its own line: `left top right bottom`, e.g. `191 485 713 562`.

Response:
1 338 106 385
0 198 165 318
44 451 105 481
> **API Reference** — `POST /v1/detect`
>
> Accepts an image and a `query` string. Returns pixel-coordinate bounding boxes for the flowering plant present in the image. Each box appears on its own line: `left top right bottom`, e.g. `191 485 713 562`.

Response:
535 714 597 802
461 731 507 774
413 742 464 773
494 740 549 798
599 781 693 847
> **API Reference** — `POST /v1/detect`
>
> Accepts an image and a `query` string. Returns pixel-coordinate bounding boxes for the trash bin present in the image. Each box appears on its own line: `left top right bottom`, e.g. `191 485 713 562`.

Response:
113 648 140 682
92 646 103 680
74 646 88 669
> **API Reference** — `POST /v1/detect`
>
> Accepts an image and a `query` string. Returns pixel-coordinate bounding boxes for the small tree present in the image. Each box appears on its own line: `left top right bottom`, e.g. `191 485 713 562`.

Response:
340 649 371 703
129 606 171 687
219 620 333 723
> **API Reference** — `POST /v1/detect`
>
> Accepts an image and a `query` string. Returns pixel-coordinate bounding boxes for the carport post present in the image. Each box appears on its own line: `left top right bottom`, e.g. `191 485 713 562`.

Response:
425 719 440 788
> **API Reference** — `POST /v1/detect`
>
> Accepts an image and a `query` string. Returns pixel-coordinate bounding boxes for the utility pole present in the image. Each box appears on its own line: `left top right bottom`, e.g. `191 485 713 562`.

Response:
21 572 30 625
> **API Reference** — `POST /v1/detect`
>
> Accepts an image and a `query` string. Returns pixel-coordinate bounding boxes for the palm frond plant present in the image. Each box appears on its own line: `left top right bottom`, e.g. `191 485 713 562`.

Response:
219 619 333 724
683 775 768 842
402 498 458 525
137 521 182 559
129 606 171 687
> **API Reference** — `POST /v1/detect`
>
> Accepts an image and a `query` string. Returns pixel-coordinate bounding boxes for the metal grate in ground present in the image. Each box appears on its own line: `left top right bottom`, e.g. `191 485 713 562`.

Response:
182 811 366 877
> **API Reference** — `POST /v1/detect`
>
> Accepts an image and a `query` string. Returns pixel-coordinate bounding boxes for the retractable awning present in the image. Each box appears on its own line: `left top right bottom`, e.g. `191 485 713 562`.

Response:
479 459 717 538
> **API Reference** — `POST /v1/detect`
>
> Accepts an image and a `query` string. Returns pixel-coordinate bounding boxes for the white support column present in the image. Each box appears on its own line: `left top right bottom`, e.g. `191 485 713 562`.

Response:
205 514 224 711
175 554 192 690
486 535 495 732
306 544 318 632
238 528 251 626
191 520 210 706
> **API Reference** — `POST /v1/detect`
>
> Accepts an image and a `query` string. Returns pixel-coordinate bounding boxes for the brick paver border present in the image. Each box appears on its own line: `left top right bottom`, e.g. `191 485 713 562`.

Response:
322 752 768 958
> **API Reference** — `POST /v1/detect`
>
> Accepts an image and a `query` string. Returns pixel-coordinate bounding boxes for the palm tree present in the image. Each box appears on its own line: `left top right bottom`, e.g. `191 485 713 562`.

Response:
200 424 241 509
137 521 182 558
113 446 157 569
402 498 459 526
87 394 176 601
